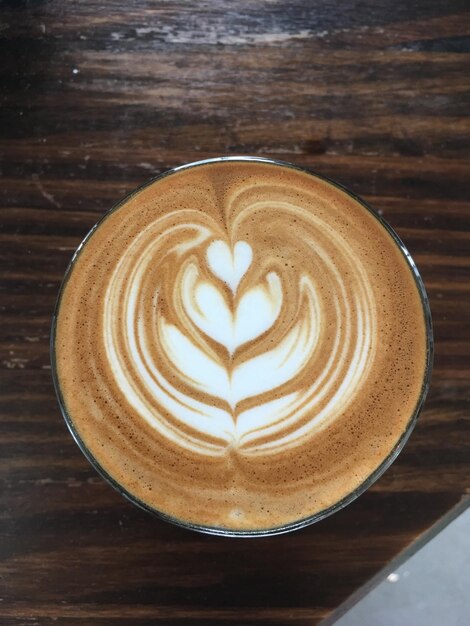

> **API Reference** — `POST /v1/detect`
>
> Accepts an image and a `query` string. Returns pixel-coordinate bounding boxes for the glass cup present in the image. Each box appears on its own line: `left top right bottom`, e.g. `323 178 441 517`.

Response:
51 156 433 536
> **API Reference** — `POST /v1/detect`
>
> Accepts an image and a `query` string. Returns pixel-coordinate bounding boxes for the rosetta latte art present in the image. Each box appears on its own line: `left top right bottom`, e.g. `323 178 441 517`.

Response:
55 159 427 531
103 209 376 457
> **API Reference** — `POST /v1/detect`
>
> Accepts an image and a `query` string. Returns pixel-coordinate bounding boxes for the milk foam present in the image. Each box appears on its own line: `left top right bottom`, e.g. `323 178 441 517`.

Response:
103 214 375 456
55 159 428 531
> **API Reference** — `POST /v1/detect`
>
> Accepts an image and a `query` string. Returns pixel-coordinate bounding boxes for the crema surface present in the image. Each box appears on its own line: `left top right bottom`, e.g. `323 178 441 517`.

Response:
55 160 428 531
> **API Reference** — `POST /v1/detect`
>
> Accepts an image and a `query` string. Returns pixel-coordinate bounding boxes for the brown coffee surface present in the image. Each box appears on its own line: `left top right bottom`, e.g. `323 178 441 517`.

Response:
55 159 428 531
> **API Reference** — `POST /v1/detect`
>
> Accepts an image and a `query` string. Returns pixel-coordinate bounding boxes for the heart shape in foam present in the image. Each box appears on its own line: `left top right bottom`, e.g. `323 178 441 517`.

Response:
191 272 283 354
206 240 253 294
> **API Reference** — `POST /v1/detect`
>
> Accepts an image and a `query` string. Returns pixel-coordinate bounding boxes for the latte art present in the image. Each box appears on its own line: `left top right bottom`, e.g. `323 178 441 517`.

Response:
104 217 375 457
54 159 429 533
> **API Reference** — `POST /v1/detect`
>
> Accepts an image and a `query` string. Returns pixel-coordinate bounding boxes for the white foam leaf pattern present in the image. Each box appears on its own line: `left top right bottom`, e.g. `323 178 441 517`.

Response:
103 223 376 457
230 305 318 406
206 239 253 293
182 264 283 354
159 319 231 401
159 291 317 411
107 310 234 451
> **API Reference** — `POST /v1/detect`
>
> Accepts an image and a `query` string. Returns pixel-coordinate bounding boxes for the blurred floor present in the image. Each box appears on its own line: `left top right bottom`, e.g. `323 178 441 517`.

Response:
330 503 470 626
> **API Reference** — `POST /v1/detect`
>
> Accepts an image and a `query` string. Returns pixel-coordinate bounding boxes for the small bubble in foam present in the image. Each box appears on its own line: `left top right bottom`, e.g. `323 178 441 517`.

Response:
229 508 244 520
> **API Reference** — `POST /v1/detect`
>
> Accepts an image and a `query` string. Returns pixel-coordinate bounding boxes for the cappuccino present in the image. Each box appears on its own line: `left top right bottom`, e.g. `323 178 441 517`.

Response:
53 158 430 533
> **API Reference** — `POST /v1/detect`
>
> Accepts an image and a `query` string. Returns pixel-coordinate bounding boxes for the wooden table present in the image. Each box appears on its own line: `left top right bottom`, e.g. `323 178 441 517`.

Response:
1 2 469 624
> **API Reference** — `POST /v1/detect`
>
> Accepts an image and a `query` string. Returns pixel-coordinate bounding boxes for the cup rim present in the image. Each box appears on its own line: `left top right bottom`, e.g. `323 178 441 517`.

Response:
50 155 434 537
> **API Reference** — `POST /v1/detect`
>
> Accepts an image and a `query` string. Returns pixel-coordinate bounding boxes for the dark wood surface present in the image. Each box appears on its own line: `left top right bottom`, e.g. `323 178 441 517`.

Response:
1 2 469 624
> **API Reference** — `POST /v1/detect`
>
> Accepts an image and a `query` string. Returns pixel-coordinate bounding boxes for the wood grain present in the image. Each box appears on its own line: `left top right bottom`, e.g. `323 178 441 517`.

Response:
1 1 469 624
